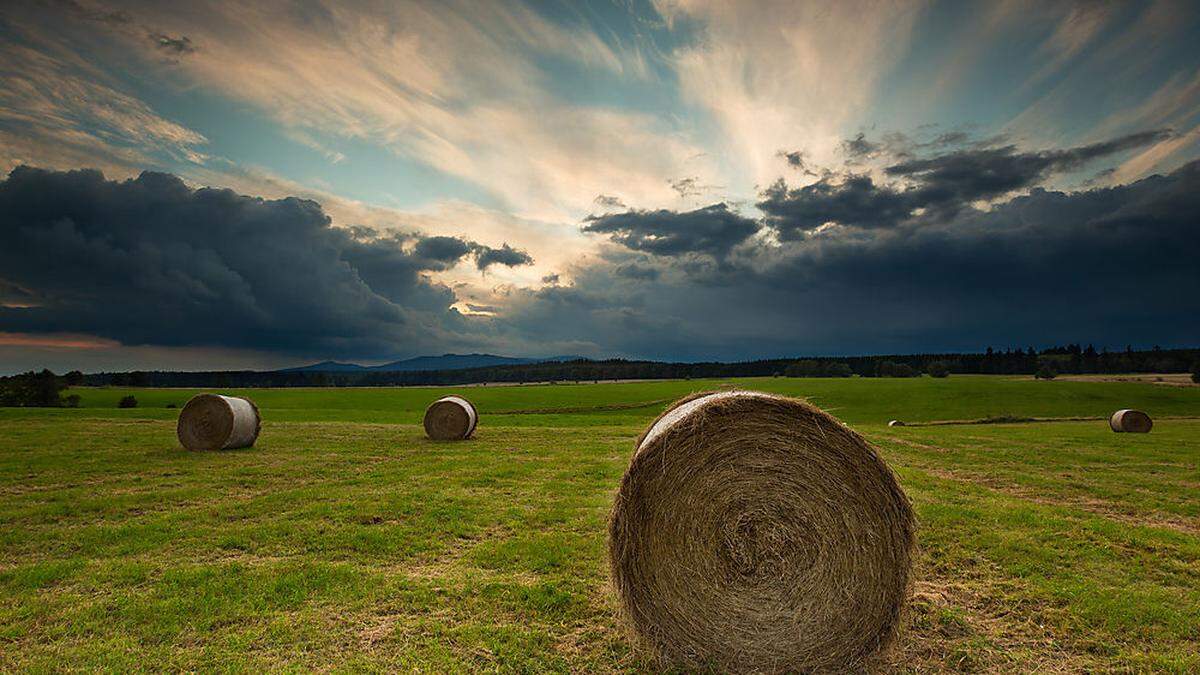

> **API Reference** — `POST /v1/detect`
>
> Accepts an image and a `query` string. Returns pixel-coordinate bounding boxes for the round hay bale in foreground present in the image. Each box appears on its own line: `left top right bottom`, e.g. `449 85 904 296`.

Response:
423 395 478 440
1109 409 1152 433
176 394 261 451
609 390 915 673
888 419 905 427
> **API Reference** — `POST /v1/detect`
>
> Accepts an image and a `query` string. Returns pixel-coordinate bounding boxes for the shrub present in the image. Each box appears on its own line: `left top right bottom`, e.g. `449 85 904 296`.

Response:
1192 361 1200 384
1035 365 1056 380
118 395 138 408
926 361 951 378
63 394 81 408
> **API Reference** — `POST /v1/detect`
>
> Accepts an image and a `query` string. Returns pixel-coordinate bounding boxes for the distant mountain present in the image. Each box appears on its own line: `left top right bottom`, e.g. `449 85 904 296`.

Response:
279 360 368 373
281 353 585 373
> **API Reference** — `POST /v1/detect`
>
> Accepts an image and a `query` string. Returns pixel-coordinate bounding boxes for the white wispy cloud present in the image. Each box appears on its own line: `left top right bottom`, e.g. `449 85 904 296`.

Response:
84 0 699 220
0 36 207 176
654 0 925 194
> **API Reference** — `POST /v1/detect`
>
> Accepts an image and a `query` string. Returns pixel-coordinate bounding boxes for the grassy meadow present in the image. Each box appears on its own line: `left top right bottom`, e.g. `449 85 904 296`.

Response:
1 375 1199 671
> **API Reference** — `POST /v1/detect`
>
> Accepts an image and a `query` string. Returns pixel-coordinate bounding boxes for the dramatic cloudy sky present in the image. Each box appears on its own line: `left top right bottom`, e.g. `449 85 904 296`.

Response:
1 0 1198 372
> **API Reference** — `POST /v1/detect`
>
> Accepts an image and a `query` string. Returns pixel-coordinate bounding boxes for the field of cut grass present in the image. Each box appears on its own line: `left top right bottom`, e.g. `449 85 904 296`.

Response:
2 376 1198 671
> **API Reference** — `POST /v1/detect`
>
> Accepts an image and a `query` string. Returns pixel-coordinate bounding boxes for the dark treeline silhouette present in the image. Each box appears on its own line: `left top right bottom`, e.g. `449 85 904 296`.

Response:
46 344 1200 389
0 369 83 407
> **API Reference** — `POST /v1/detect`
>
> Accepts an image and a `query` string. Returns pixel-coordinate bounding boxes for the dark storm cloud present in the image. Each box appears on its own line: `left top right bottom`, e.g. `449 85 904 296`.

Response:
405 235 531 271
413 235 472 263
582 203 759 258
471 242 533 270
501 159 1200 360
758 175 911 236
0 166 525 356
883 129 1172 201
760 130 1171 235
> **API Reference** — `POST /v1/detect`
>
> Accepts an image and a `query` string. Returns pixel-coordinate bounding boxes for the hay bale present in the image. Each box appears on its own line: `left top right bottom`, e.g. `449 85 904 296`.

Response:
888 419 905 427
1109 409 1152 433
176 394 261 451
423 395 478 440
609 390 915 673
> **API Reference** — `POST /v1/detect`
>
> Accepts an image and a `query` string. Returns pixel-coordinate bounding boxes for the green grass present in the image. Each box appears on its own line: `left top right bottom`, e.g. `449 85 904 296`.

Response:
1 376 1198 671
10 373 1200 425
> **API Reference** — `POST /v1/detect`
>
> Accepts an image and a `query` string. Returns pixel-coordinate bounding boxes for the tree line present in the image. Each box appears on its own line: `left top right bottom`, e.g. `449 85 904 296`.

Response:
49 344 1200 389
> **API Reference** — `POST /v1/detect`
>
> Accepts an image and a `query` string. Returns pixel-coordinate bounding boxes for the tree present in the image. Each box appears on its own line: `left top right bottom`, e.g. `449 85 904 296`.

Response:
118 395 138 408
927 361 950 378
877 361 918 377
826 362 853 378
64 370 85 386
785 360 853 378
0 370 67 407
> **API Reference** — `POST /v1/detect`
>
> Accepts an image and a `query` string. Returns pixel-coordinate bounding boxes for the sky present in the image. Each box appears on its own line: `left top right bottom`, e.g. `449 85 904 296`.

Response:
1 0 1198 373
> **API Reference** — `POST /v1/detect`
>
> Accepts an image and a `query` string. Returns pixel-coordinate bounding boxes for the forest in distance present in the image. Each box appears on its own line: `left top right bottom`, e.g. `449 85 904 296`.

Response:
5 344 1197 395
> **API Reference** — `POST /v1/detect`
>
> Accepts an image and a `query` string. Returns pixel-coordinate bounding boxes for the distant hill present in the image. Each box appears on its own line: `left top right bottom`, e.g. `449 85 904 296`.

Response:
281 353 584 373
280 360 367 372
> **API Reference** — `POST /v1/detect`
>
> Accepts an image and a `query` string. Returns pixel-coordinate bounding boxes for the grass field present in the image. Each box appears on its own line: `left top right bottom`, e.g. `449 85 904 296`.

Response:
2 376 1199 671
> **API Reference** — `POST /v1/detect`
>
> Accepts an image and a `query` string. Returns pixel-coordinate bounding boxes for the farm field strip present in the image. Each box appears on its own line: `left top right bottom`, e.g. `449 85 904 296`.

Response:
1 376 1198 671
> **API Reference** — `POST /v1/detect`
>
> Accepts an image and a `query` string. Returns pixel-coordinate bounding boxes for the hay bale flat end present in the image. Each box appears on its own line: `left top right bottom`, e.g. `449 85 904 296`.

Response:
424 396 478 440
609 390 915 672
176 394 261 451
1110 409 1152 433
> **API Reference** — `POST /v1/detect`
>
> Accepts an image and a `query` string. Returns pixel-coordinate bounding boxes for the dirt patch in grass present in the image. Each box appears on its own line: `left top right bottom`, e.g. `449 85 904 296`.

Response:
1045 373 1198 387
890 560 1103 673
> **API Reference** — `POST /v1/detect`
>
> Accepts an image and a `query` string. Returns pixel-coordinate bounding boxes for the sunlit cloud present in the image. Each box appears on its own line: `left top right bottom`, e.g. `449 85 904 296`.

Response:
0 332 120 349
0 0 1198 369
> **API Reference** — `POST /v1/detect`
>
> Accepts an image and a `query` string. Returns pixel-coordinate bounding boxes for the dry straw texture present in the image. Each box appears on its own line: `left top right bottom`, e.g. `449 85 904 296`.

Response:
423 395 478 440
176 394 261 451
609 390 916 673
1109 408 1153 433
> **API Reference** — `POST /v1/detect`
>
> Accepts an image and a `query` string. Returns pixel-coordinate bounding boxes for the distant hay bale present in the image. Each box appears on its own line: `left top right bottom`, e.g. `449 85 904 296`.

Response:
423 395 478 440
176 394 261 451
608 391 915 672
1109 409 1152 433
888 419 905 427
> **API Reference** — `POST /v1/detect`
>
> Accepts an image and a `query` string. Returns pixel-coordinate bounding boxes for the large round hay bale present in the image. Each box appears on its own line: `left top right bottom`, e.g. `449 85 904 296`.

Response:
423 395 478 440
176 394 261 451
609 390 915 673
1109 409 1152 433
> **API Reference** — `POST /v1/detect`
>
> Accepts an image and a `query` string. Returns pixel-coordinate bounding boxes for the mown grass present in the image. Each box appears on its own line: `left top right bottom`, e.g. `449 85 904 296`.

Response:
9 373 1200 426
1 376 1198 671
